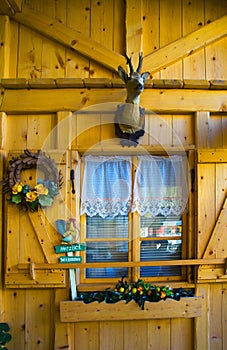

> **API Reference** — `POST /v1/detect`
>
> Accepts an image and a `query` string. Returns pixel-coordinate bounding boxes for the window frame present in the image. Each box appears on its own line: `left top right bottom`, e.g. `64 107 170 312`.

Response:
78 150 195 289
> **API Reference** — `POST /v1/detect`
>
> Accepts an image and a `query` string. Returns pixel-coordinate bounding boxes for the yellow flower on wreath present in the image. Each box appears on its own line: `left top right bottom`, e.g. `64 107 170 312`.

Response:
12 182 23 194
26 191 38 202
35 183 49 195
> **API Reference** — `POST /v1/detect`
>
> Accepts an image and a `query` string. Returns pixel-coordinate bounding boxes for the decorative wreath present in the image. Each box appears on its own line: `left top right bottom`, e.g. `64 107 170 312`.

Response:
1 149 63 211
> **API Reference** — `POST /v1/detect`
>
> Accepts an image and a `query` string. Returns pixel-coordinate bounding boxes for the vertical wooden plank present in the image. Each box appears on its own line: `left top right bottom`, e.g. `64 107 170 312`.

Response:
17 25 43 79
100 321 123 350
27 114 56 149
0 15 10 78
0 112 6 149
9 20 19 77
216 163 227 214
54 0 67 24
42 36 66 78
139 113 149 145
206 37 227 80
6 203 20 271
182 0 205 79
210 114 223 148
71 112 78 150
90 0 114 78
223 284 227 350
76 113 101 147
205 0 227 80
54 289 70 350
5 115 28 150
160 0 182 79
148 319 170 350
100 112 116 145
124 320 148 349
195 284 210 350
126 0 143 67
142 0 160 79
195 112 211 149
74 322 99 350
222 115 227 148
25 289 54 350
37 0 66 78
5 290 25 349
66 0 90 79
171 318 193 350
113 0 125 77
209 284 223 349
56 111 73 151
197 164 216 258
172 114 194 147
148 114 173 146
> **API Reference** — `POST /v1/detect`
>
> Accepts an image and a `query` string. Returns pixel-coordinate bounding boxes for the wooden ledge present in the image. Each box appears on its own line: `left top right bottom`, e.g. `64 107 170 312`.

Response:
0 78 227 90
60 297 202 322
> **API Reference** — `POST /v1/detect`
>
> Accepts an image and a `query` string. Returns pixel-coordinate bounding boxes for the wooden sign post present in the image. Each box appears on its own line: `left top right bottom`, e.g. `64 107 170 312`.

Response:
55 243 86 300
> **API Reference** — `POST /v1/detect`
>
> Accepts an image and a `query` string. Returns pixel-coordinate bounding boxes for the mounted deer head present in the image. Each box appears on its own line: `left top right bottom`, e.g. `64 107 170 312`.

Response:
115 53 150 147
118 52 150 104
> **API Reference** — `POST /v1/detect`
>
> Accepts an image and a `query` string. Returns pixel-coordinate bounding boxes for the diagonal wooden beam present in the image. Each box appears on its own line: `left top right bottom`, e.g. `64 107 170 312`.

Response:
202 197 227 259
143 15 227 74
10 4 125 72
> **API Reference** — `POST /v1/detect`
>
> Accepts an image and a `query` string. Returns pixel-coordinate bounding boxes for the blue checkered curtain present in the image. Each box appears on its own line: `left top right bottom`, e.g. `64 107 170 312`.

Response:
80 155 132 218
132 155 188 217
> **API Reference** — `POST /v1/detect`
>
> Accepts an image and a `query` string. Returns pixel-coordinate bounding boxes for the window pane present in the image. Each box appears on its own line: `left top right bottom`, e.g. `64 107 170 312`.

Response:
86 241 128 278
86 215 129 278
140 215 182 237
86 215 128 239
140 215 182 277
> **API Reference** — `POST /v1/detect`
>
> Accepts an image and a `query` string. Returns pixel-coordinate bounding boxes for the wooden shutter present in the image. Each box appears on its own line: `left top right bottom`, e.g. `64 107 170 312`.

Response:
4 150 70 288
197 150 227 282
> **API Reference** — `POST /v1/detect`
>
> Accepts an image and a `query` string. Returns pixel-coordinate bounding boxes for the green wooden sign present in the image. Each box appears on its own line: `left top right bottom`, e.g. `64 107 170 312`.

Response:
59 256 82 264
55 243 86 254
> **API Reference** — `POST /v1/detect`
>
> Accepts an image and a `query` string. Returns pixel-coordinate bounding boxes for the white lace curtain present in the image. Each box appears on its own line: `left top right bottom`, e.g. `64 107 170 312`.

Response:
80 155 188 218
132 155 188 216
80 155 132 218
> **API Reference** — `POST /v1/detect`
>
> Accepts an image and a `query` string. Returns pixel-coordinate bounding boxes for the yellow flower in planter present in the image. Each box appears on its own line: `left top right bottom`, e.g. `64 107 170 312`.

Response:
26 191 38 202
35 183 49 195
12 182 23 194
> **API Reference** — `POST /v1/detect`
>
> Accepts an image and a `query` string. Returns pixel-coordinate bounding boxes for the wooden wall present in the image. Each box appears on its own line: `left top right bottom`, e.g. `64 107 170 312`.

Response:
0 0 227 349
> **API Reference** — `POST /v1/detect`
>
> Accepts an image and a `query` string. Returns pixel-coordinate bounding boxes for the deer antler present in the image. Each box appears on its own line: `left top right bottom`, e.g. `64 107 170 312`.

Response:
124 51 134 75
136 52 143 73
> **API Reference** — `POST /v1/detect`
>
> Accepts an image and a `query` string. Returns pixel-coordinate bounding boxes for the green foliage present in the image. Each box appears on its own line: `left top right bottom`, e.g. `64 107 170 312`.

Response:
0 323 12 350
78 277 194 310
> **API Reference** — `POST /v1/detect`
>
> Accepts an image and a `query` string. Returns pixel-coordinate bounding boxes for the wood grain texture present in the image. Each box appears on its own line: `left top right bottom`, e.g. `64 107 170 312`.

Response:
60 298 202 322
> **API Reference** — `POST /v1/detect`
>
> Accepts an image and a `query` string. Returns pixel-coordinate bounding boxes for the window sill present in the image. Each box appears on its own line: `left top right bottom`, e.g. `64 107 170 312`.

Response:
60 297 202 322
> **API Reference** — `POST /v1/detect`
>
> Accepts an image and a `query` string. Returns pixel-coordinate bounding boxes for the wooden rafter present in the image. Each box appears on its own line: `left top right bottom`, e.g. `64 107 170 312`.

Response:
9 4 227 75
1 87 227 113
0 0 22 16
10 4 126 72
143 15 227 74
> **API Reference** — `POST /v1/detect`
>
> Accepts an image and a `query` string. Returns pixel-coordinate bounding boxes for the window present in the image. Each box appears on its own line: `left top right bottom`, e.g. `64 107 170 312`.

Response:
80 154 189 284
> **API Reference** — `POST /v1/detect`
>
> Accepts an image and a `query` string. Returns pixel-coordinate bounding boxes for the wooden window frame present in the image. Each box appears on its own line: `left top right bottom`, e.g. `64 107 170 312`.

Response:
78 151 195 290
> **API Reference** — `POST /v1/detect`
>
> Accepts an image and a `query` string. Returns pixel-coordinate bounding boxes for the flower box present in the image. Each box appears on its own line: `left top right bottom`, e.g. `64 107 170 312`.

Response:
60 297 202 322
